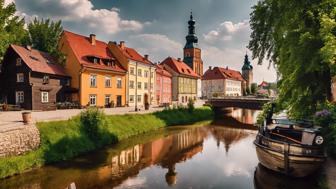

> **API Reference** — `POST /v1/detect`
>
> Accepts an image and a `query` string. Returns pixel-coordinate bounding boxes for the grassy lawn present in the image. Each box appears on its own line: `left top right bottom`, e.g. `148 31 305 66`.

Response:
0 107 214 179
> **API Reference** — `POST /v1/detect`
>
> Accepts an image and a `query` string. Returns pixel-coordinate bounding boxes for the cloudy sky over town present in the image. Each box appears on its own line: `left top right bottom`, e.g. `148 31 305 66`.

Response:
6 0 276 83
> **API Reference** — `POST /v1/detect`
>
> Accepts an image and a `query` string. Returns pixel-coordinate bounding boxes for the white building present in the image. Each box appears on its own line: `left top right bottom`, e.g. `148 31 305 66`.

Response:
202 66 245 99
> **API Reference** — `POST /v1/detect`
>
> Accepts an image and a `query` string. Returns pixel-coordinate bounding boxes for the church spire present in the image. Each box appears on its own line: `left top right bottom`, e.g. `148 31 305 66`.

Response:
185 12 198 49
242 53 253 70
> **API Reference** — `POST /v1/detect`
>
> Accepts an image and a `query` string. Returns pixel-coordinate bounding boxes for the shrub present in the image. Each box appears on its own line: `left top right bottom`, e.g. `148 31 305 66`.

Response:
187 98 195 113
80 108 106 141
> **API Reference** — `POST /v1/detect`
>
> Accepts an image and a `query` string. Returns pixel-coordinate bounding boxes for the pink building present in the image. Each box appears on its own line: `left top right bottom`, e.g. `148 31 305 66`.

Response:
156 65 172 106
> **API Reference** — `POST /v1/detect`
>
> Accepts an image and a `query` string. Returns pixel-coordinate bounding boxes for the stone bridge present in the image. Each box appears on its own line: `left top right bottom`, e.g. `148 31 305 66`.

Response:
205 96 272 110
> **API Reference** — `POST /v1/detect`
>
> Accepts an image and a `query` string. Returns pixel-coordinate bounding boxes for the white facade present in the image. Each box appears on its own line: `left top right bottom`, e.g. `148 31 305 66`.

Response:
202 79 242 99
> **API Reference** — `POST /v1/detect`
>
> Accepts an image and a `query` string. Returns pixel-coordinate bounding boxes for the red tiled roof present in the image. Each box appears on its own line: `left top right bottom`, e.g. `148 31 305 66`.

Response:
202 67 244 81
119 45 153 65
62 30 126 73
258 81 268 87
10 44 68 77
156 64 172 78
161 57 199 78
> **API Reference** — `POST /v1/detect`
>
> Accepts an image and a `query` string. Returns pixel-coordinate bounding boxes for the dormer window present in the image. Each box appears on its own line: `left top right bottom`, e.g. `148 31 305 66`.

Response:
93 58 98 64
43 75 49 84
182 68 185 73
16 58 22 66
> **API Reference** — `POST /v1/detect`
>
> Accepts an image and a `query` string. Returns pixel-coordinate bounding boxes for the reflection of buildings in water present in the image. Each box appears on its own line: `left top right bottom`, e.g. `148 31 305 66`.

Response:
105 128 207 187
211 127 249 154
230 108 258 125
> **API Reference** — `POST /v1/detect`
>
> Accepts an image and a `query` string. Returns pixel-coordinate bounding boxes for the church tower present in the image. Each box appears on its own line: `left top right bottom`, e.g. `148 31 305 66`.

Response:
183 12 203 76
242 54 253 92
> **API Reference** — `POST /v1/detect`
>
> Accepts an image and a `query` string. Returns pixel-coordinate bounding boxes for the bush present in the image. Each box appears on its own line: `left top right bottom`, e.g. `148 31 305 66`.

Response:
80 108 106 141
314 103 336 158
187 98 195 113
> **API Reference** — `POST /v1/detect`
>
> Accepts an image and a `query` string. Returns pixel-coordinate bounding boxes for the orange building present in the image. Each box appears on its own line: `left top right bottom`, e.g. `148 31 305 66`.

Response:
59 31 127 107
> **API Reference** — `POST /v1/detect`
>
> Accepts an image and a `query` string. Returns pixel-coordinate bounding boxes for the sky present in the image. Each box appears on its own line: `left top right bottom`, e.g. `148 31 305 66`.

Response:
5 0 277 84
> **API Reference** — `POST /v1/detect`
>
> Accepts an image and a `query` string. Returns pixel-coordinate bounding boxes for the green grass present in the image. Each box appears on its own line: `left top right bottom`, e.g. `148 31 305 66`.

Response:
0 107 214 179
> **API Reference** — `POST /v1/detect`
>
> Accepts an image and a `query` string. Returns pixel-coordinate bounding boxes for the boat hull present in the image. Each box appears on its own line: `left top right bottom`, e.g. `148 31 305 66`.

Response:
255 143 325 177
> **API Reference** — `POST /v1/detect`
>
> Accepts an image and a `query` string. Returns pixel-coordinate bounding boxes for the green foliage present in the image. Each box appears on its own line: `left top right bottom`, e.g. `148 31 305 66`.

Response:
0 0 29 61
257 102 275 125
187 98 195 113
0 107 214 179
246 87 251 95
80 108 106 141
251 83 257 94
27 18 65 65
314 103 336 158
249 0 336 118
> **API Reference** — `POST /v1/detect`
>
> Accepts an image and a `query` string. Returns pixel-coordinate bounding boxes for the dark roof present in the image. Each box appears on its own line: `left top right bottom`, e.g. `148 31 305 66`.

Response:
10 44 68 77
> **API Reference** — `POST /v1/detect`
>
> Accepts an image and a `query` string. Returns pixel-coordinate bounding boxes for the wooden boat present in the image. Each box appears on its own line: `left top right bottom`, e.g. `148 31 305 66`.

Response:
254 118 327 177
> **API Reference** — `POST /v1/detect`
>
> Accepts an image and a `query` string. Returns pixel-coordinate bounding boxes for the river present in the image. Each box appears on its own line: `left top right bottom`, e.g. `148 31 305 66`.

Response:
0 108 322 189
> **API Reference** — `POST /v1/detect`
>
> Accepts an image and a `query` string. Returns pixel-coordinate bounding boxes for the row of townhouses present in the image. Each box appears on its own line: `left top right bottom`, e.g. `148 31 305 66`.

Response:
0 13 253 111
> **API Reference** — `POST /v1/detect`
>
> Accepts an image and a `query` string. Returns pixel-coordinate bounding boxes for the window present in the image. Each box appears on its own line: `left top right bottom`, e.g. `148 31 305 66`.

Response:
41 92 49 103
130 67 135 75
117 78 122 88
105 95 111 106
144 71 149 78
89 95 97 106
137 95 141 102
150 83 153 90
129 80 134 89
93 58 98 64
138 69 142 77
90 75 97 87
17 73 24 82
129 95 134 103
43 75 49 84
15 91 24 104
144 82 148 90
16 58 22 66
151 72 154 78
105 76 111 88
137 82 142 89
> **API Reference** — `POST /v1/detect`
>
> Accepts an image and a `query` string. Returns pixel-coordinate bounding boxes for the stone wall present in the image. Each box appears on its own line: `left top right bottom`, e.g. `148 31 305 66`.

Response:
0 124 40 157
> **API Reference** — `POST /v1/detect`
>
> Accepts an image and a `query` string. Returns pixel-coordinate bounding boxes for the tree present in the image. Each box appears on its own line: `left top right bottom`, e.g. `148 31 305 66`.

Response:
251 83 257 94
249 0 336 118
27 18 65 65
0 0 29 61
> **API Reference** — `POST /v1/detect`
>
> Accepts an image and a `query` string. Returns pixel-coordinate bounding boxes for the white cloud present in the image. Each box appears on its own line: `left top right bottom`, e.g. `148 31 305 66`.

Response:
129 34 183 62
13 0 147 34
203 20 250 44
201 20 276 84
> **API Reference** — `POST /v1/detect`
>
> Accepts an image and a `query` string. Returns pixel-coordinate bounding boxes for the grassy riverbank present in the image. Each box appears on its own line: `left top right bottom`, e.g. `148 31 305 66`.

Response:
0 107 214 179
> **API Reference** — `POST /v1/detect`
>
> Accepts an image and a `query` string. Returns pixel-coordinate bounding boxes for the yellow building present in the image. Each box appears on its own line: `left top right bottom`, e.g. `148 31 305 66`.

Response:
59 31 127 107
108 41 156 110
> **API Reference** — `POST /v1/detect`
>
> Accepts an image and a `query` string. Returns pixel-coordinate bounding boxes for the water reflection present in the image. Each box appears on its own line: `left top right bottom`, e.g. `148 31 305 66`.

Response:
0 109 321 189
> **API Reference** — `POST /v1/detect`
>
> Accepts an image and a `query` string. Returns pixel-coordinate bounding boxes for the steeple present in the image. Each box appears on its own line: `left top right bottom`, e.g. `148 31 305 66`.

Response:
242 53 253 70
185 12 198 49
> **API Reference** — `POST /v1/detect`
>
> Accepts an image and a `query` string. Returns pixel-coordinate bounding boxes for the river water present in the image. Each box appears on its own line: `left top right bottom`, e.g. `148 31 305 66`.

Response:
0 109 322 189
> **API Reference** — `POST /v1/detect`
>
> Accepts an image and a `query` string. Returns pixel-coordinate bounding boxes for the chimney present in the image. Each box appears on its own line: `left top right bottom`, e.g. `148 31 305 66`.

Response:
226 66 228 70
89 34 96 45
26 45 32 51
119 41 125 49
209 66 212 70
144 54 149 60
177 58 181 62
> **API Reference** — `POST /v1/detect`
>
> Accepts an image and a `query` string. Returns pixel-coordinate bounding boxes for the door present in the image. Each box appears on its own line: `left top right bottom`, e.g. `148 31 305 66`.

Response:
116 95 122 107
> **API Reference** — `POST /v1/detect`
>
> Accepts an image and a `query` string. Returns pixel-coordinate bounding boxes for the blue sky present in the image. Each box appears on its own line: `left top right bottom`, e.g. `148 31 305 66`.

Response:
6 0 276 83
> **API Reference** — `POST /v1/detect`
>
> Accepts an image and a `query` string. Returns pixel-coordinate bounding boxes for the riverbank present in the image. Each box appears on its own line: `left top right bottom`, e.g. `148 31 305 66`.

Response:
0 107 214 179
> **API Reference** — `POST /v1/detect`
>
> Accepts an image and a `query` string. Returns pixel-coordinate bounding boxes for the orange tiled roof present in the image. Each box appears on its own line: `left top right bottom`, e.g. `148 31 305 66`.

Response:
156 64 172 78
10 44 68 77
62 30 126 73
118 45 153 65
202 67 244 81
161 57 199 78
